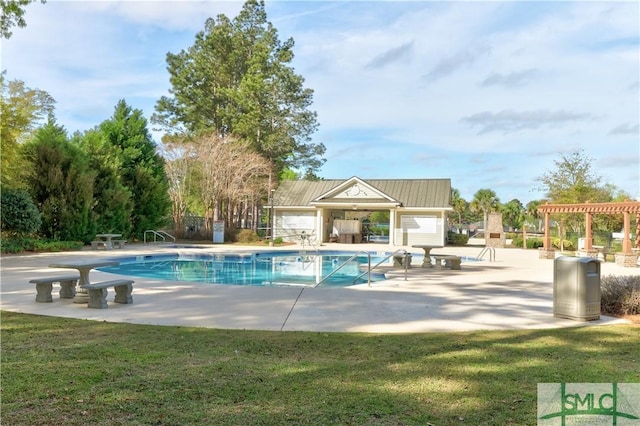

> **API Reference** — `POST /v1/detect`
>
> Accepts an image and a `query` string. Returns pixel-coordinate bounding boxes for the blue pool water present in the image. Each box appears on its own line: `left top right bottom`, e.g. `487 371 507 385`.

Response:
98 251 392 287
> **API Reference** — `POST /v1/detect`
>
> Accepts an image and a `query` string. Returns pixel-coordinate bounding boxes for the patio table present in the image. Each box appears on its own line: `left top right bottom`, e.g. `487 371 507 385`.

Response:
49 260 119 303
95 233 122 250
411 245 443 268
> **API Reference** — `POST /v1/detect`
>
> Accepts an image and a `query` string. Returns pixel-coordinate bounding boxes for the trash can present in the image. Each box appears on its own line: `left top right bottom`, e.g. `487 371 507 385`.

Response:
553 256 600 321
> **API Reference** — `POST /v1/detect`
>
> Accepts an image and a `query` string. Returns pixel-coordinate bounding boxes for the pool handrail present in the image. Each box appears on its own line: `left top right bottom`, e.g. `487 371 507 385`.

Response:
144 230 176 245
353 249 409 285
315 249 409 288
314 251 372 288
299 231 320 252
477 247 496 262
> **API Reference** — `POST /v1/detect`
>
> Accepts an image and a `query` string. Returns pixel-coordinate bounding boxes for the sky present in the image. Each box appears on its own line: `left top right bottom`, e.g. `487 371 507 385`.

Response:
2 0 639 204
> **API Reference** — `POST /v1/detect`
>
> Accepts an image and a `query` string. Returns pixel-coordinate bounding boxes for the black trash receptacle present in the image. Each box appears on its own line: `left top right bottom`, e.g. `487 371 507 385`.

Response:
553 256 600 321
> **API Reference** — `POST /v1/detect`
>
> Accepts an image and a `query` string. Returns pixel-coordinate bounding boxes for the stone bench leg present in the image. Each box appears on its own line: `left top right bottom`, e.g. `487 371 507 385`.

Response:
114 283 133 304
393 255 412 268
448 259 462 270
434 258 447 269
35 282 53 303
59 280 77 299
91 241 106 250
87 288 108 309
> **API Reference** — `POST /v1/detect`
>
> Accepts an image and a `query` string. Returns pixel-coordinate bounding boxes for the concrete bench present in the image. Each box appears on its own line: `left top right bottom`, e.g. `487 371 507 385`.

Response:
82 279 134 309
431 254 462 270
393 253 412 268
592 245 610 261
29 275 79 302
112 239 127 249
90 240 107 250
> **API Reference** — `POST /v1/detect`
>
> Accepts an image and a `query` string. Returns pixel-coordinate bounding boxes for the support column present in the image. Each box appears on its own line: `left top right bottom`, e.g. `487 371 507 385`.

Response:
389 209 396 246
584 212 593 250
615 211 638 267
538 211 556 259
544 212 551 249
636 213 640 249
577 212 599 259
316 209 323 244
622 211 631 253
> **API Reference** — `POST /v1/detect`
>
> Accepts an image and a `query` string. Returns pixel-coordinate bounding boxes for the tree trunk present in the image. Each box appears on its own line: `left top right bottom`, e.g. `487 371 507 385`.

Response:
204 207 213 234
252 201 259 232
242 200 249 229
559 217 564 251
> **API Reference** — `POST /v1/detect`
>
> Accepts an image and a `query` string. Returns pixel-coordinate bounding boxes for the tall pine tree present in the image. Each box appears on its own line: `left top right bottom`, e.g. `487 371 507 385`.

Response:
21 121 95 241
153 0 324 178
74 129 133 236
100 100 170 238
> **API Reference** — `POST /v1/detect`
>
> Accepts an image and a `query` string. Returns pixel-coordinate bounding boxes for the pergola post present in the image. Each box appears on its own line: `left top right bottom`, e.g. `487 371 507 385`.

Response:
584 212 593 250
538 210 556 259
622 211 631 253
544 212 551 249
636 213 640 249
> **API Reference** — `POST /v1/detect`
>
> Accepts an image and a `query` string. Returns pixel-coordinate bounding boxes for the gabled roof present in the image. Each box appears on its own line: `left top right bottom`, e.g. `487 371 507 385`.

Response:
273 177 452 209
311 177 399 205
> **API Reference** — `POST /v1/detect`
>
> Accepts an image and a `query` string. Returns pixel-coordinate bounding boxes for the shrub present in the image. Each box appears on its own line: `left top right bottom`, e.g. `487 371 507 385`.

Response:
35 240 84 252
447 232 469 245
552 238 575 251
511 236 544 249
0 189 41 236
236 229 259 243
0 237 27 253
601 274 640 316
0 237 83 254
274 237 283 244
225 227 239 242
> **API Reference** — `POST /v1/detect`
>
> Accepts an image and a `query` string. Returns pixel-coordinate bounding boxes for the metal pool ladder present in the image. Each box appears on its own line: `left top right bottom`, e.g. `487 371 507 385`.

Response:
144 230 176 245
477 247 496 262
315 249 410 288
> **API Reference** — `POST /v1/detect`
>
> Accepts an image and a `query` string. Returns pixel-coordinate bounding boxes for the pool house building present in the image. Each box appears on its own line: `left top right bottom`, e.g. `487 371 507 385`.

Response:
269 177 453 247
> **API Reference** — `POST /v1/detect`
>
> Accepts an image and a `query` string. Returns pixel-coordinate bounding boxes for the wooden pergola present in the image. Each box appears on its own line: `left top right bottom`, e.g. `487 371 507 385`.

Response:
538 201 640 253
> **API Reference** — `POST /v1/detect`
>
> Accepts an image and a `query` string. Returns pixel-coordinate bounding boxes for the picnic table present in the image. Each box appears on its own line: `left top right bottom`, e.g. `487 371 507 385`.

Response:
94 233 122 250
49 260 119 304
411 245 443 268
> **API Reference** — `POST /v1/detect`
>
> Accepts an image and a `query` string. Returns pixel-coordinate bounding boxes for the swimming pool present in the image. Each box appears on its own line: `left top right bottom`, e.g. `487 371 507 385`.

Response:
98 251 393 287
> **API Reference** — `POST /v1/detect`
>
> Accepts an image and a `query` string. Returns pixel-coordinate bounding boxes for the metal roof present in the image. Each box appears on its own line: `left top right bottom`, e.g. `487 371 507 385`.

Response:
273 178 452 208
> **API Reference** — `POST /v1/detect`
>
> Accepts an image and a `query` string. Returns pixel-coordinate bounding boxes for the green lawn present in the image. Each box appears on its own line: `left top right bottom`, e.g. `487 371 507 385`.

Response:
1 311 638 425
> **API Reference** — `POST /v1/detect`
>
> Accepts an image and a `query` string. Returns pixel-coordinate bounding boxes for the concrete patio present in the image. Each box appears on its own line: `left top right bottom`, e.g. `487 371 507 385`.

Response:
1 243 636 333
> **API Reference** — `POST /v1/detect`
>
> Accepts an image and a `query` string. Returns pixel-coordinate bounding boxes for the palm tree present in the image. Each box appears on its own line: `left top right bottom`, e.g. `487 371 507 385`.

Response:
526 200 542 232
470 189 500 234
450 188 467 228
501 199 524 231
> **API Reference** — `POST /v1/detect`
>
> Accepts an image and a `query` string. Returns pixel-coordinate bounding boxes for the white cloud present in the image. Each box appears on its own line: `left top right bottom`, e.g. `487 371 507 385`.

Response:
461 109 594 135
423 45 492 82
609 123 640 136
480 69 538 88
2 0 638 202
365 41 414 69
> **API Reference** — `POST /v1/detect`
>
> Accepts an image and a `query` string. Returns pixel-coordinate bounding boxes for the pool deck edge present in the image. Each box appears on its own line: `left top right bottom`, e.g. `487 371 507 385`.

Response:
1 243 636 333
